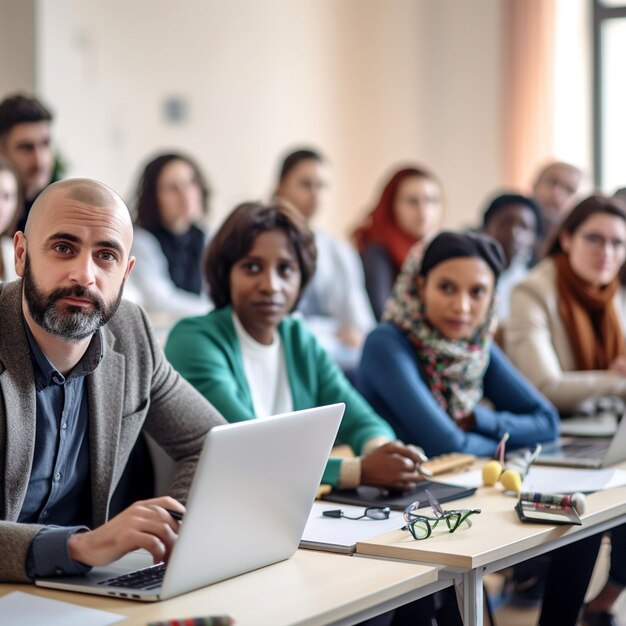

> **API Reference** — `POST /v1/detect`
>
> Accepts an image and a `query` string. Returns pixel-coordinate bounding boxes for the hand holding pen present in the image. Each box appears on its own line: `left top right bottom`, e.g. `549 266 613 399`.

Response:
361 441 432 490
165 509 184 522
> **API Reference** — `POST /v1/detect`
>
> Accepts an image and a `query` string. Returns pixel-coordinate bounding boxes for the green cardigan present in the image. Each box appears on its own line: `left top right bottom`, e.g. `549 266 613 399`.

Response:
164 306 395 485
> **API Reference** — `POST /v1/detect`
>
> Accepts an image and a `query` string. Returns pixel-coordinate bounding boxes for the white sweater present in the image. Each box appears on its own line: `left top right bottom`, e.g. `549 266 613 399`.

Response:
0 237 17 282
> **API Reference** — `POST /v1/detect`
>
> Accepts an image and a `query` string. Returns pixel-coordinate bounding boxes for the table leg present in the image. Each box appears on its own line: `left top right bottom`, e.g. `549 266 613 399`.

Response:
460 568 483 626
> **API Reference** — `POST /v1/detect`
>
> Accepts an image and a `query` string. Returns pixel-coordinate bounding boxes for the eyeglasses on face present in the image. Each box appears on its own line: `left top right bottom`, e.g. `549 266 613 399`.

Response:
579 231 626 254
402 489 481 540
322 506 391 521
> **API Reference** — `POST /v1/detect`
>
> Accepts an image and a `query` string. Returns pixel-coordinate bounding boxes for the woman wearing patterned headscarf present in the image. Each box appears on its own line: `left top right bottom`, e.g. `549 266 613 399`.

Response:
357 231 604 626
357 230 558 457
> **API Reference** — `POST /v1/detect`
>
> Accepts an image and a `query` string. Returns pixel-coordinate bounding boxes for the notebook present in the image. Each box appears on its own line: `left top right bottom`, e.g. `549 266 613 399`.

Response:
35 403 344 601
300 501 405 554
536 414 626 469
322 480 476 511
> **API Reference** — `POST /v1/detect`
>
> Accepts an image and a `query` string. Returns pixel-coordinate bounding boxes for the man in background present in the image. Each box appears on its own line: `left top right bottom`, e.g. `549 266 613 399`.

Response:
481 192 542 321
532 161 582 256
0 94 56 233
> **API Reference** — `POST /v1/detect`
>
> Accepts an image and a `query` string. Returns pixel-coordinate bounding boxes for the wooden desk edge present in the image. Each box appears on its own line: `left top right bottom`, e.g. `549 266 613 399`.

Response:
356 491 626 571
0 552 442 626
356 541 474 569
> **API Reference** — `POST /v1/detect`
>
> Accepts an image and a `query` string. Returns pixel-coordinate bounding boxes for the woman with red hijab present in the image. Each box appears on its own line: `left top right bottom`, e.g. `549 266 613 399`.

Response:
354 167 443 318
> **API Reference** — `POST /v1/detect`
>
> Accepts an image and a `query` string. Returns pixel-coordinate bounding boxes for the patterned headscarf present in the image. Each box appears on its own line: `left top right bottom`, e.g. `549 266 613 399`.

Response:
383 235 499 421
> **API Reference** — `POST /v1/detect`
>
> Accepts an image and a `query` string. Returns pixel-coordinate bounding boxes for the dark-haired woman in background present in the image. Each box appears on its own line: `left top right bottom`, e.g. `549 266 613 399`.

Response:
128 152 212 319
165 201 427 492
353 167 443 319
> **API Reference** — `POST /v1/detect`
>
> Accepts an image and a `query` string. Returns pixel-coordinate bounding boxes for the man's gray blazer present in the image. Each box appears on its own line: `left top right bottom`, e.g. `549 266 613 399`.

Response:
0 280 225 582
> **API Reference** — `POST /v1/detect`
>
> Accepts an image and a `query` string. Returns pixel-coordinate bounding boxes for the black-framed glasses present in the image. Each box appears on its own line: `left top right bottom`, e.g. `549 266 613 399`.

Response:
323 506 391 521
403 490 481 540
579 231 626 253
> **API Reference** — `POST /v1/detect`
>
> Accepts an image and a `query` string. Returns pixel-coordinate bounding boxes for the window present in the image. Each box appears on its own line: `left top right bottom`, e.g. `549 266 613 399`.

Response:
593 1 626 191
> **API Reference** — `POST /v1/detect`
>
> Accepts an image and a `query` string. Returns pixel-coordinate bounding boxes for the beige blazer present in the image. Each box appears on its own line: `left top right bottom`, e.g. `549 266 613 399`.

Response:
505 258 626 413
0 280 225 582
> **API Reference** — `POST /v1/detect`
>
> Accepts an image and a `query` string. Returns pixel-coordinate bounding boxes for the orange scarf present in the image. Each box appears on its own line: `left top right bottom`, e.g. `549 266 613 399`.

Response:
554 253 625 370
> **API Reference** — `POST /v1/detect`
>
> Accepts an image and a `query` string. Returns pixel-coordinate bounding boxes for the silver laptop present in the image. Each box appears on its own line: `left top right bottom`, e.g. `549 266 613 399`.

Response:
35 403 344 601
559 412 618 438
536 414 626 469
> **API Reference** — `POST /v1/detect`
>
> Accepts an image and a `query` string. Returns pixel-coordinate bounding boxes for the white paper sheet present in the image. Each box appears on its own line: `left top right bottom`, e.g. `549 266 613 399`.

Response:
521 466 626 493
0 591 126 626
435 466 626 494
605 470 626 489
300 501 405 553
435 469 484 489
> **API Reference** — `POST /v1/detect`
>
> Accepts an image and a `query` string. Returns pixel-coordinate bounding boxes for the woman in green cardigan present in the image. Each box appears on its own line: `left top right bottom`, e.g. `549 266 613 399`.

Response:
165 201 427 490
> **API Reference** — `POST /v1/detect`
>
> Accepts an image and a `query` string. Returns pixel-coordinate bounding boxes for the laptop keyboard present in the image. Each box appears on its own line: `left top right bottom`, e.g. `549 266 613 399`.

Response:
562 439 608 459
97 562 165 590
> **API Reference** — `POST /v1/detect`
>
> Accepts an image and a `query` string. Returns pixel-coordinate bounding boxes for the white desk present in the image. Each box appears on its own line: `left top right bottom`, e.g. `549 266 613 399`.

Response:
357 479 626 626
0 549 441 626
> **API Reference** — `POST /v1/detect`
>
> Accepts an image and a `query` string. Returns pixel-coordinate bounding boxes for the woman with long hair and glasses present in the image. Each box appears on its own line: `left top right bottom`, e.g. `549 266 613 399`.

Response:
129 152 212 319
353 166 443 319
506 196 626 625
506 195 626 410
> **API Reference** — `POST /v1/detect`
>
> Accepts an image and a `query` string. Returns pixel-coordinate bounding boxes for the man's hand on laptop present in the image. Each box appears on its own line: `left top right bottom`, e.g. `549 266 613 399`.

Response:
67 496 185 567
361 441 429 491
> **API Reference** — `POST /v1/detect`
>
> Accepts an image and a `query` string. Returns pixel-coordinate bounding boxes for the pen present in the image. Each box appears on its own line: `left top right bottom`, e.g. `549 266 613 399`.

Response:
414 450 433 477
418 465 433 478
147 617 234 626
165 508 184 522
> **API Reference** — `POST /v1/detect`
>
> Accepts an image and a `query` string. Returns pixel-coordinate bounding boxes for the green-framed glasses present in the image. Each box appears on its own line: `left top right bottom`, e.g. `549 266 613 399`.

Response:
403 489 481 540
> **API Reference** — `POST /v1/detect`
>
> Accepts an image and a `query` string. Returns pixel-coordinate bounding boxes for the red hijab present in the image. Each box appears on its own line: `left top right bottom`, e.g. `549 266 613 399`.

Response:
353 167 440 271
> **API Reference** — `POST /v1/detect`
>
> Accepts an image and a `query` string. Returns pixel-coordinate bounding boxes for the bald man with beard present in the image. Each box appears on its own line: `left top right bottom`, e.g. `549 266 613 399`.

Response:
0 179 225 582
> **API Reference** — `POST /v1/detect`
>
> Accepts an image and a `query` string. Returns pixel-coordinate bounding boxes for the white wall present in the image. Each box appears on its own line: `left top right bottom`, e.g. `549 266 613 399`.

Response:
0 0 35 96
34 0 504 235
552 0 592 190
417 0 503 228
